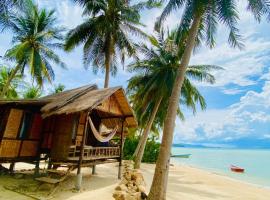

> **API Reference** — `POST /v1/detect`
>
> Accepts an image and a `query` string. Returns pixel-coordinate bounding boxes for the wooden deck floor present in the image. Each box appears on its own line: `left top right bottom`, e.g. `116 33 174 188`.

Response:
67 156 120 161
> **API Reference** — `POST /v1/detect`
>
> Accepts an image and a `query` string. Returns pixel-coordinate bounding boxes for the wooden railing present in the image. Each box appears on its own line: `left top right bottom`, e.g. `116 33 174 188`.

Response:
68 146 120 160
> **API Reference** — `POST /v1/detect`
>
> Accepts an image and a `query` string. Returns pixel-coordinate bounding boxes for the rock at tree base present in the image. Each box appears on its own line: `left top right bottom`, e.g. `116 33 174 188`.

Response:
113 161 148 200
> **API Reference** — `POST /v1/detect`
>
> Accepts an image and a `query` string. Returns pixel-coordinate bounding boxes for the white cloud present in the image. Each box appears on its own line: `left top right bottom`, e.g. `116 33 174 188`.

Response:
222 88 245 95
191 36 270 87
174 80 270 142
261 71 270 81
264 134 270 139
36 0 83 28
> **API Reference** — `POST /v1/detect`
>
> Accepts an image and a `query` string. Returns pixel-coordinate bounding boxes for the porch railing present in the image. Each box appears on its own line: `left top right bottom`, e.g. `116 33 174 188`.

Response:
68 146 120 160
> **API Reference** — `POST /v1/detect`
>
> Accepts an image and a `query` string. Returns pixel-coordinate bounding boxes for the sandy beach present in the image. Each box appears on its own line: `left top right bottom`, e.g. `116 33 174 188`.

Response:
1 162 270 200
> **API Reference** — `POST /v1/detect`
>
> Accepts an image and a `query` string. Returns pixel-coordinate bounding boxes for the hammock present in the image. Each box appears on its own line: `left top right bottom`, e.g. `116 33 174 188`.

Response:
88 116 118 143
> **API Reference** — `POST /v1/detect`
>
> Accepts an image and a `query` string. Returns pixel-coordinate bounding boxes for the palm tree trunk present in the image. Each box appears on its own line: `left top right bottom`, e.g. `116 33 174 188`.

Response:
132 128 144 158
0 64 20 99
104 52 110 88
147 13 202 200
134 96 162 169
104 37 113 88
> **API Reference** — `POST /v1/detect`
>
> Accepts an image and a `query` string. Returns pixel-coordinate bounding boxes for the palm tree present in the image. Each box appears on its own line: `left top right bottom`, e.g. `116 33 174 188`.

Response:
64 0 153 88
23 84 42 99
0 66 22 99
0 0 24 31
148 0 270 199
128 30 220 169
0 0 65 98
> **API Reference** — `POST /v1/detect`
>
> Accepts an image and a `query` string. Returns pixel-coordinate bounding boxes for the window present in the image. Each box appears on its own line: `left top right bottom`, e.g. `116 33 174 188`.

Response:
19 112 33 139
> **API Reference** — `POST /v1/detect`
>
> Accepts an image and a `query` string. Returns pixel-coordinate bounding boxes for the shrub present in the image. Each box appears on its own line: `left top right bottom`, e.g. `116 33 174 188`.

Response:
123 136 160 163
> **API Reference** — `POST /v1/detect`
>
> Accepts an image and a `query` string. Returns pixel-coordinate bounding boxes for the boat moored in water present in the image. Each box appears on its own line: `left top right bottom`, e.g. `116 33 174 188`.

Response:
171 154 191 158
231 165 245 173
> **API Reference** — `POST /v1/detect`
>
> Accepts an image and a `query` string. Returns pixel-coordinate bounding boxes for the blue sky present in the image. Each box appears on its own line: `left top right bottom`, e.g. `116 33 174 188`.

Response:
1 0 270 148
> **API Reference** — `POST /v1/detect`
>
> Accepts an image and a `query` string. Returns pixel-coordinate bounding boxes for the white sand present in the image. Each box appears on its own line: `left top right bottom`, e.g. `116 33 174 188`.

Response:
141 163 270 200
1 162 270 200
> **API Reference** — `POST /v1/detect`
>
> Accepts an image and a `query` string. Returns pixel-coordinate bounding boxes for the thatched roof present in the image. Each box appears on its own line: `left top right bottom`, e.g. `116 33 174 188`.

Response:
0 99 48 106
0 84 137 127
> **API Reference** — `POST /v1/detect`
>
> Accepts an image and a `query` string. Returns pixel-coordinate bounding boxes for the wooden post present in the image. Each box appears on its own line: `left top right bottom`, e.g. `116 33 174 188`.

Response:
118 118 125 179
92 165 96 175
48 158 52 170
34 156 40 177
9 162 15 174
75 111 89 191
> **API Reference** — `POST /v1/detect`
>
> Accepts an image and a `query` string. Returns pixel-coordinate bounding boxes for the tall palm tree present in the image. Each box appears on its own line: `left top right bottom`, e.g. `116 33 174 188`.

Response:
128 30 221 169
0 0 65 98
0 66 22 99
148 0 270 199
64 0 153 88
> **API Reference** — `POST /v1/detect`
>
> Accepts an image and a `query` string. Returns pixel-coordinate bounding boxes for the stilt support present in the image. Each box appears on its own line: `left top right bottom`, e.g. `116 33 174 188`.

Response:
34 155 40 176
9 162 15 174
118 161 122 180
75 173 83 191
92 165 96 175
48 158 52 170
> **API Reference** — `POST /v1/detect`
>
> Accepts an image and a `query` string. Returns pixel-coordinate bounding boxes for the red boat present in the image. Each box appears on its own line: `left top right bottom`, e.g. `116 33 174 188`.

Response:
231 165 245 173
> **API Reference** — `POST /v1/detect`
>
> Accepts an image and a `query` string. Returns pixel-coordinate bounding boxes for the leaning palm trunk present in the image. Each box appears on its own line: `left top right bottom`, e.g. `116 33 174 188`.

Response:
147 13 202 200
134 97 162 169
132 128 144 158
0 64 20 98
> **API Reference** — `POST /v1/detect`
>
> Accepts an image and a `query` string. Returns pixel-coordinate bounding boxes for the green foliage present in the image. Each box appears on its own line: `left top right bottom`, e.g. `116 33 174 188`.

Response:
4 0 65 86
127 30 222 131
65 0 149 78
0 0 25 31
23 85 42 99
157 0 270 51
0 65 22 99
123 136 139 161
53 84 65 94
123 136 160 163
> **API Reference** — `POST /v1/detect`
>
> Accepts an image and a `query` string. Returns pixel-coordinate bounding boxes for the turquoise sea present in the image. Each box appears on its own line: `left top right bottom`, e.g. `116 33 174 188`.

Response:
171 147 270 188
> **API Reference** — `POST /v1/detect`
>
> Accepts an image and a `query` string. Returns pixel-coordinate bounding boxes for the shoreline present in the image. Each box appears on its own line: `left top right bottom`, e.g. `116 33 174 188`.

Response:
170 161 270 190
141 163 270 200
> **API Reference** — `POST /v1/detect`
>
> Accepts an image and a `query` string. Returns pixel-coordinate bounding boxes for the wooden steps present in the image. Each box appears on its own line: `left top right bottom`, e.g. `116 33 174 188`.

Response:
35 176 63 184
35 166 74 185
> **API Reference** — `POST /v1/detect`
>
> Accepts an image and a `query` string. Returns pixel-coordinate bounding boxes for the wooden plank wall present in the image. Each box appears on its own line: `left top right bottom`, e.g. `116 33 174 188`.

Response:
29 114 43 139
75 113 86 146
20 141 39 157
41 117 55 150
0 107 10 142
3 109 23 139
0 140 21 157
0 108 42 160
0 109 23 158
50 114 75 160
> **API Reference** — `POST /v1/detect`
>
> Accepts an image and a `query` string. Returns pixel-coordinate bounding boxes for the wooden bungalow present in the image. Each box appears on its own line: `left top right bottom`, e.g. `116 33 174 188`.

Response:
0 85 137 188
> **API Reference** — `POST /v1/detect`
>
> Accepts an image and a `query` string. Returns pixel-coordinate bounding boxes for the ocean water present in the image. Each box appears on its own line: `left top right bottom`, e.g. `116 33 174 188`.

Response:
171 147 270 188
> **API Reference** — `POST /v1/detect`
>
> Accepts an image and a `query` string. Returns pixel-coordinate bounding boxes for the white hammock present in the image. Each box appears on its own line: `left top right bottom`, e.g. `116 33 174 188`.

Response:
88 116 118 143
